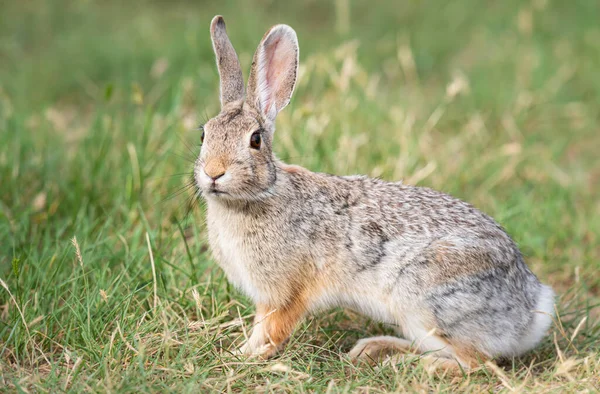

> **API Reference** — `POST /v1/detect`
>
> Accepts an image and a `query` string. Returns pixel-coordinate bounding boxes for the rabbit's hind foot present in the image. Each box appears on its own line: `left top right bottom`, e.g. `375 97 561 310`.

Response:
348 336 414 363
348 335 486 375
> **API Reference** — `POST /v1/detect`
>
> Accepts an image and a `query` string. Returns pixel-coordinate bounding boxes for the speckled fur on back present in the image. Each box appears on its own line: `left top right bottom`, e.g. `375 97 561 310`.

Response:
194 16 555 369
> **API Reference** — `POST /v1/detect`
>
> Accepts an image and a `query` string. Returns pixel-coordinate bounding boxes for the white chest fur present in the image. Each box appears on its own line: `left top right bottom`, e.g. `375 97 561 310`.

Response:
205 203 267 304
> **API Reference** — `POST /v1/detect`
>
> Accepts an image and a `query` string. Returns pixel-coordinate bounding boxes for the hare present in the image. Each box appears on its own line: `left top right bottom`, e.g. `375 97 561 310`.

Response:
194 15 555 372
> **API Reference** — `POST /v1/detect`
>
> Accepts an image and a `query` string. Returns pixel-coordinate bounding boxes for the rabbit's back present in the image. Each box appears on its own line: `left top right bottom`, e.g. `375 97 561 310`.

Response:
266 170 531 285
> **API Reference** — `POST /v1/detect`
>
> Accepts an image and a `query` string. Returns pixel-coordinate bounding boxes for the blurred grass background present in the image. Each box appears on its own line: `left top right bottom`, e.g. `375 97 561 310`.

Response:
1 0 599 391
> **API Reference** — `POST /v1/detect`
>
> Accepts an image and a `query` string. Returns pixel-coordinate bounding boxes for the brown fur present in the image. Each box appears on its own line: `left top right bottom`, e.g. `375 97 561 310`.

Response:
426 240 497 286
449 340 489 368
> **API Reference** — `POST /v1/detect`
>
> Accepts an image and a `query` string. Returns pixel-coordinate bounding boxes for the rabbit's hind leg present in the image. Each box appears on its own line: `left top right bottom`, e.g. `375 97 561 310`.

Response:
348 333 486 374
348 336 414 364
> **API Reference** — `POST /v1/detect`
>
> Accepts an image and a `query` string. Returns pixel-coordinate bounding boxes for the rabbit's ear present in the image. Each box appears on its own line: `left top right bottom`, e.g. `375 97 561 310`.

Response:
247 25 299 121
210 15 245 107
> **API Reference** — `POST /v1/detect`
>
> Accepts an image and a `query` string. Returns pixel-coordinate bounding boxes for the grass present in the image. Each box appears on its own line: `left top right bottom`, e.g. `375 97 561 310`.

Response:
1 0 599 391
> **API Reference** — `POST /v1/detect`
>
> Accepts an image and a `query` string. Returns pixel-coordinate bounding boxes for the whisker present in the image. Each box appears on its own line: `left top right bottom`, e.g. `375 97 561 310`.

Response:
202 107 211 125
171 185 196 218
177 134 200 158
182 186 202 224
158 181 196 205
147 172 194 181
167 150 196 164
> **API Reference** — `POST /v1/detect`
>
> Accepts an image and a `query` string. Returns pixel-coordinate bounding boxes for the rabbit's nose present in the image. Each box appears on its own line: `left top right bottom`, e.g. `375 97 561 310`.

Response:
209 172 225 181
204 159 226 181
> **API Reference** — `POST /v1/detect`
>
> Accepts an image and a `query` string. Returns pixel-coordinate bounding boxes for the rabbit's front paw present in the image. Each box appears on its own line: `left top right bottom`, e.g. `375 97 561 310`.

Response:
238 326 278 359
239 341 276 359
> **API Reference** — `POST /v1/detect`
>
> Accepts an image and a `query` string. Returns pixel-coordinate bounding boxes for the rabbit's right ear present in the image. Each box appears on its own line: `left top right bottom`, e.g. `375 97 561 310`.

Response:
210 15 245 107
247 24 299 122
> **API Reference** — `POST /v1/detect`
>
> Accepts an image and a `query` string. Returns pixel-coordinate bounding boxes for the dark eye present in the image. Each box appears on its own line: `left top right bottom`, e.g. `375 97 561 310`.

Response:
250 131 261 150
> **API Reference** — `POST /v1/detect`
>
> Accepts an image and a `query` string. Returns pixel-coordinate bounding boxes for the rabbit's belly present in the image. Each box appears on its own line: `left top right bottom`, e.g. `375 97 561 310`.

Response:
311 284 414 328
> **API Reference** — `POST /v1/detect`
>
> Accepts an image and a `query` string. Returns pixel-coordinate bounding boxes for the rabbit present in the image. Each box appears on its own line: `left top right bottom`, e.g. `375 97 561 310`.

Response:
193 15 555 371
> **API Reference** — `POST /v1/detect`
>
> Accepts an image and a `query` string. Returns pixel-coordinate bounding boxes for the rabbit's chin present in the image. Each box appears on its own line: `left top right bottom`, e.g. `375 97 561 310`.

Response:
197 184 248 202
206 189 231 197
201 187 236 201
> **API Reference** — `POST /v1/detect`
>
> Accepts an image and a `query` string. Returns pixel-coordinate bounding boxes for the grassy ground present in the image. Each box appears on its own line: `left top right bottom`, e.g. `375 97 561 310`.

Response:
1 0 599 392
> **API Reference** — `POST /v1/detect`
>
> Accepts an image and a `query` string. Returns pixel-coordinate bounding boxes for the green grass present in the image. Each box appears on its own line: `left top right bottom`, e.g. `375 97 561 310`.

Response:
1 0 599 391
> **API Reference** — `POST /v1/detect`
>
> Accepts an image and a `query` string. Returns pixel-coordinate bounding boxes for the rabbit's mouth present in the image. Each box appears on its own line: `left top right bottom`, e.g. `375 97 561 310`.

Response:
208 188 229 196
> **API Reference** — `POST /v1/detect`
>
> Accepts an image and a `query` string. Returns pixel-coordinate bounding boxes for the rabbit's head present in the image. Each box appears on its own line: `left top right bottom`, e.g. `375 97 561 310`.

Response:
195 16 299 202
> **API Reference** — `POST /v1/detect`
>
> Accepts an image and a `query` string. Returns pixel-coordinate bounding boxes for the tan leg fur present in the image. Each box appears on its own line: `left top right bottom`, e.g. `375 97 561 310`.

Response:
240 299 308 359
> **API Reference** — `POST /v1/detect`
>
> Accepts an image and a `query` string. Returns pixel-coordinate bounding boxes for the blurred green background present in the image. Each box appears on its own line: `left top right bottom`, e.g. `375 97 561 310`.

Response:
1 0 599 391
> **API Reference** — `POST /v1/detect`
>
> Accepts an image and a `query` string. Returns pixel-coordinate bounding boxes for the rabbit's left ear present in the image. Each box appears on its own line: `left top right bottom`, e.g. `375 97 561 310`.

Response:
247 25 299 122
210 15 245 107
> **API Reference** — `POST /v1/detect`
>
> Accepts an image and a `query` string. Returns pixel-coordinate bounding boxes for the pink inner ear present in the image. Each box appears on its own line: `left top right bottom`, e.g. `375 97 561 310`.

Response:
259 32 296 117
264 37 282 109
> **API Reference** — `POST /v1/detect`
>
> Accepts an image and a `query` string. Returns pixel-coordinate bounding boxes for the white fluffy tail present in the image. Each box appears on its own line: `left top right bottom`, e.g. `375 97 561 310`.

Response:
516 284 555 355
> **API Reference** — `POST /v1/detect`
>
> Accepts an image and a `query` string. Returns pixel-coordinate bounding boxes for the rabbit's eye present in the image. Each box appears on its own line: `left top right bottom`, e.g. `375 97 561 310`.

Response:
200 130 205 144
250 131 261 150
